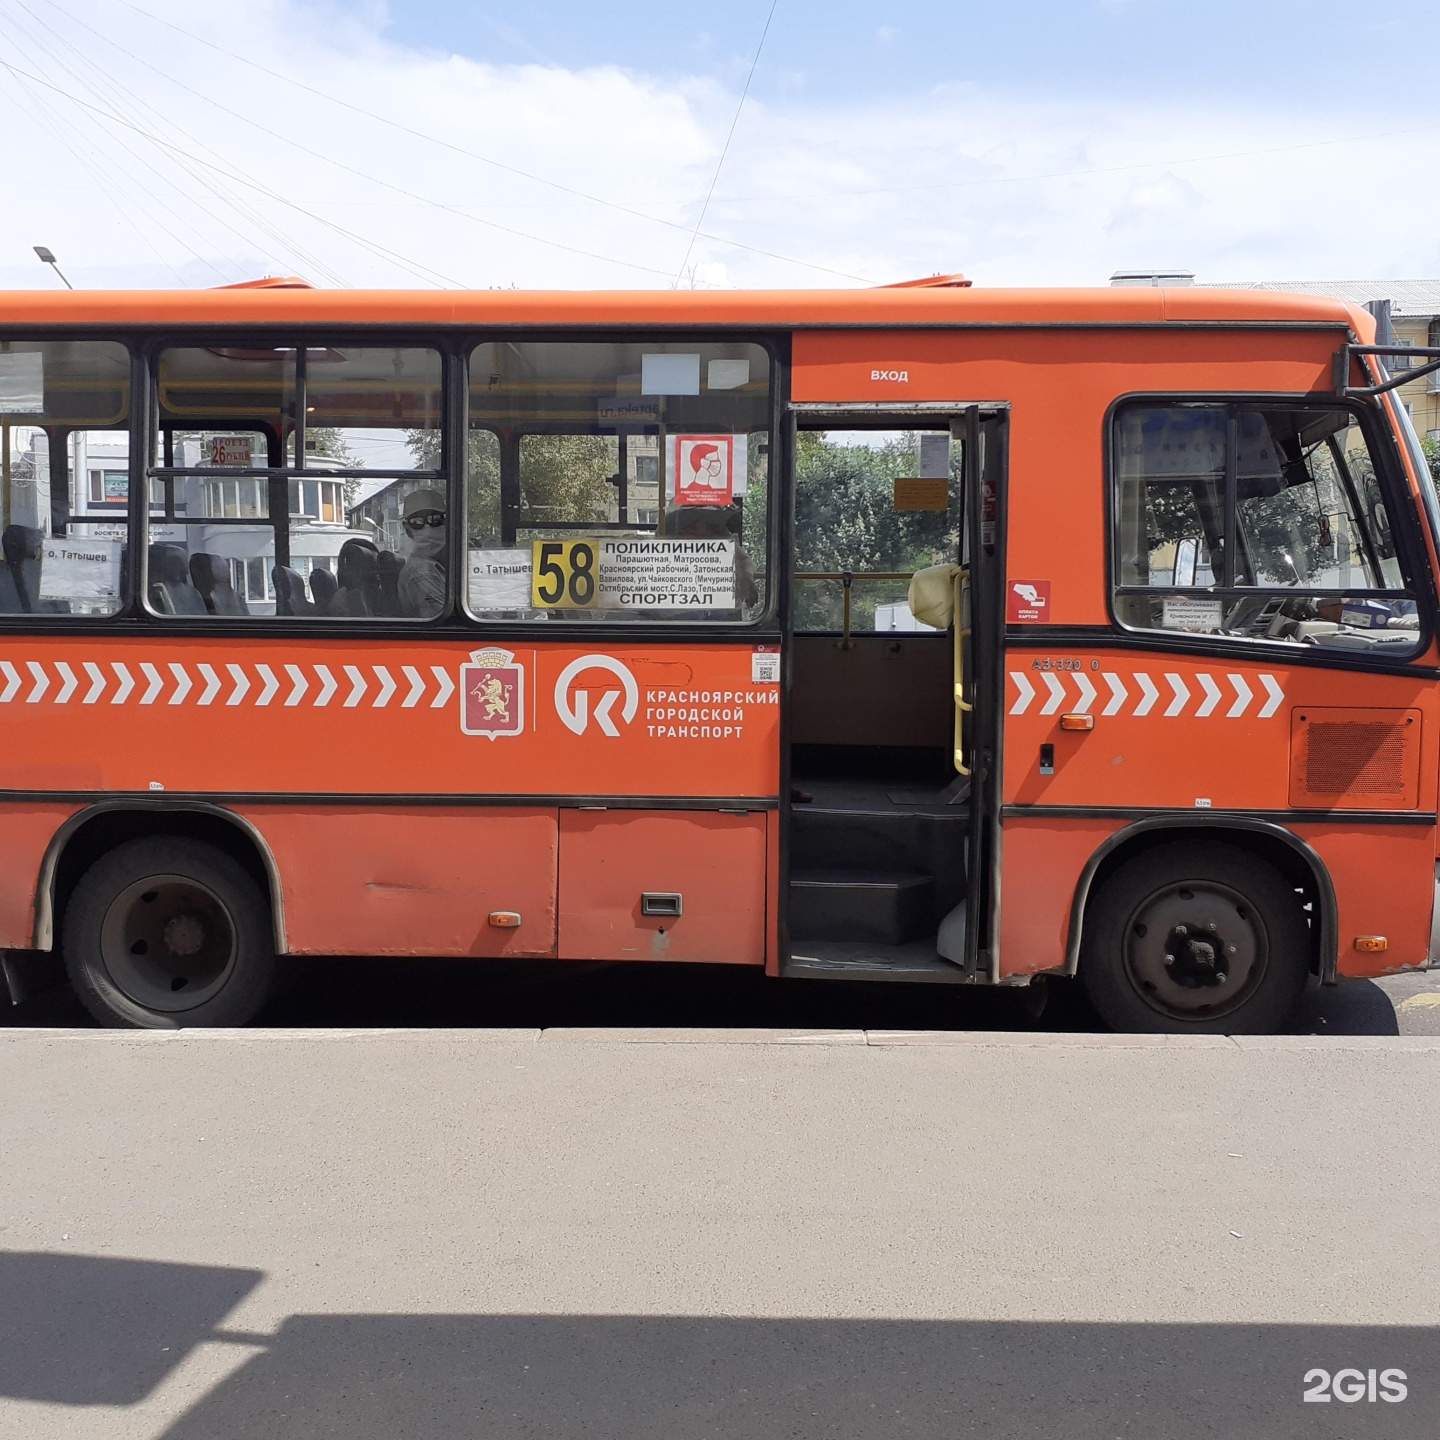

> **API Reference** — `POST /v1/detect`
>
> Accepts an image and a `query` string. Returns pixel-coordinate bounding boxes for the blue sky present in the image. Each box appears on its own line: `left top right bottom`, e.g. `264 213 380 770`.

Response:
0 0 1436 291
383 0 1432 107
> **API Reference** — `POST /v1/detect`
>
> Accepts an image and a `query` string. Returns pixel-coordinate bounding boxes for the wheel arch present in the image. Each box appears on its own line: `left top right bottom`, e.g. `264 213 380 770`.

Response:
1064 817 1337 983
35 802 286 954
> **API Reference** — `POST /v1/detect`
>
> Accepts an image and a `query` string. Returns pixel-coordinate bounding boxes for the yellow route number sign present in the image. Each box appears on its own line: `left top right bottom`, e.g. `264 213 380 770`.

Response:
531 539 598 608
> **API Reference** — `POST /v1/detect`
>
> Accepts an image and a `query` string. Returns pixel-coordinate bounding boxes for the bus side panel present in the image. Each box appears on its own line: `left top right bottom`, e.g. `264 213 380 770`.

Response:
1297 822 1435 977
236 807 558 958
558 810 766 965
998 815 1119 978
0 802 81 949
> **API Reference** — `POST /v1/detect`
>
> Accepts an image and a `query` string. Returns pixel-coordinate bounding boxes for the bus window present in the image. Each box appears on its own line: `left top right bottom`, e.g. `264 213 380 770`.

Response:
153 345 444 618
792 428 961 633
1112 402 1420 652
0 340 131 617
465 340 771 621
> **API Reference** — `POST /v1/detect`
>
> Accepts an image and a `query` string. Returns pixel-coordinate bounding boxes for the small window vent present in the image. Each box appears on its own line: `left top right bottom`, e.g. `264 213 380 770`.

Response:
1289 708 1421 810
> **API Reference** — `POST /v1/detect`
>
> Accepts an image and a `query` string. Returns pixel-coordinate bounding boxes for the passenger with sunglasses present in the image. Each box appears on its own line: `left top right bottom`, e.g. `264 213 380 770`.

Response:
398 488 447 618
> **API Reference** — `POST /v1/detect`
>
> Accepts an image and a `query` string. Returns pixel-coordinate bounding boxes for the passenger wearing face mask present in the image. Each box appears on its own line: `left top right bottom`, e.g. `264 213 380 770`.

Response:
398 488 447 618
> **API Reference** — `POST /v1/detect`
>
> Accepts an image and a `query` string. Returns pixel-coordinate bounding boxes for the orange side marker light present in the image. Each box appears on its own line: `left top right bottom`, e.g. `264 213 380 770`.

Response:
1059 713 1095 732
1353 936 1388 953
488 911 522 929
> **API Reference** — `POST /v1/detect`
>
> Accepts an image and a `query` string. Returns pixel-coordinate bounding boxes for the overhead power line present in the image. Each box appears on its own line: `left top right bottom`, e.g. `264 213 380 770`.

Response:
674 0 779 286
94 0 875 285
27 0 679 282
0 59 464 287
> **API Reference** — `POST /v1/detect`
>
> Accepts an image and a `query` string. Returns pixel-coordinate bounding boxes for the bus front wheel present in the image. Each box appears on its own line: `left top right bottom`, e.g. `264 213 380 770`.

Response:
1079 841 1308 1034
62 836 277 1028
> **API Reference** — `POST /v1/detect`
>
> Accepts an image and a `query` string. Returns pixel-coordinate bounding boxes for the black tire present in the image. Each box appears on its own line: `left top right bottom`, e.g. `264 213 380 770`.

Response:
1079 841 1308 1034
62 836 276 1029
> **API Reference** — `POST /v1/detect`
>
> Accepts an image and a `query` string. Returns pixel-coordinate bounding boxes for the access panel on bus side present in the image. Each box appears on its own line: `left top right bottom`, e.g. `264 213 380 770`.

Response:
557 809 767 964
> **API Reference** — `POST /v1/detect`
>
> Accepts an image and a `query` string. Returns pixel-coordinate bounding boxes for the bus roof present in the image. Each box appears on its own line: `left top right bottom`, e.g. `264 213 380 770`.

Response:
0 283 1371 333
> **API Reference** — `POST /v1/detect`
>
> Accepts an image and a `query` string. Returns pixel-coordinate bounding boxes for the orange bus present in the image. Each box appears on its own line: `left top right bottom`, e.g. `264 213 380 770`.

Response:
0 275 1437 1032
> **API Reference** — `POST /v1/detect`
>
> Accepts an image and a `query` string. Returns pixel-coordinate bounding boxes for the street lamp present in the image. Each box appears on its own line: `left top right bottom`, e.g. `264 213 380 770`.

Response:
33 246 73 290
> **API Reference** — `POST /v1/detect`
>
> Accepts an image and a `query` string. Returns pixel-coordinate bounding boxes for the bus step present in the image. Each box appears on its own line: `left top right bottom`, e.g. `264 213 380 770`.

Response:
783 941 968 985
789 869 934 945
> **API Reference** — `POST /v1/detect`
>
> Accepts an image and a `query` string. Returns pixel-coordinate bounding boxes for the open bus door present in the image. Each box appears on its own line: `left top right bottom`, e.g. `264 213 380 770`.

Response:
780 404 1008 985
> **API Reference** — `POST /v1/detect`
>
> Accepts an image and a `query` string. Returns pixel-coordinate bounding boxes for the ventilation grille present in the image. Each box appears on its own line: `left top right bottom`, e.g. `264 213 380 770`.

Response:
1290 708 1421 809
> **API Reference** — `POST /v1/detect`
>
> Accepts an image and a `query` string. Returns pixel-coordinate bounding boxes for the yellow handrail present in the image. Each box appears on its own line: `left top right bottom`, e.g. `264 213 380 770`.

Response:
953 567 972 777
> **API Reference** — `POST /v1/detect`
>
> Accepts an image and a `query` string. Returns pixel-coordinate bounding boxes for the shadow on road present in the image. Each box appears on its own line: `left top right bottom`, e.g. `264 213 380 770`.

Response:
0 954 1407 1035
0 955 1408 1035
0 1251 1429 1438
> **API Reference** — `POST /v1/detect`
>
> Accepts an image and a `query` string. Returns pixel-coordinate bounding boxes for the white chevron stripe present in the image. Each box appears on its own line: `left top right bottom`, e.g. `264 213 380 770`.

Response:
429 665 454 709
1039 671 1066 715
1070 671 1097 714
1134 672 1159 717
1008 671 1036 716
111 663 134 705
82 661 106 704
25 661 48 704
1226 673 1252 718
1163 673 1190 717
314 665 338 707
255 664 279 707
226 664 250 706
343 665 367 708
0 661 19 703
372 665 396 708
139 663 163 705
168 663 192 706
1102 672 1127 717
401 665 425 709
53 661 78 705
1258 673 1285 719
284 664 309 707
197 664 221 706
1195 673 1221 718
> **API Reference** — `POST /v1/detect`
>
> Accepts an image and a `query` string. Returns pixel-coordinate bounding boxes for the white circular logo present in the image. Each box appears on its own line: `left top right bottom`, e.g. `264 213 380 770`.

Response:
554 655 639 738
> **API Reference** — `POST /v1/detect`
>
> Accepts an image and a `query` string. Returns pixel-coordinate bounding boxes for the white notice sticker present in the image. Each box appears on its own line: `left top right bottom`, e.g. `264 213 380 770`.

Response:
1161 597 1223 633
468 548 534 609
0 352 43 414
40 538 122 600
751 648 780 683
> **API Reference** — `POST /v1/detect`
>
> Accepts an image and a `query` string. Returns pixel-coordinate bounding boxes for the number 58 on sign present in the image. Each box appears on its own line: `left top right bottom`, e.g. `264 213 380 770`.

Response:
532 540 598 608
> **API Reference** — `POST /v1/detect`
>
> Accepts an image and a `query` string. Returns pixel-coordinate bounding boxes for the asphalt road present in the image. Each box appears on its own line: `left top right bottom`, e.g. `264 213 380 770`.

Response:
0 1025 1437 1439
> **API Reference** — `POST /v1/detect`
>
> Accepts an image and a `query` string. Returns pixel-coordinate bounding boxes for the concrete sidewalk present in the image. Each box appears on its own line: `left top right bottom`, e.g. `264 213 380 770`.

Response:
0 1029 1436 1438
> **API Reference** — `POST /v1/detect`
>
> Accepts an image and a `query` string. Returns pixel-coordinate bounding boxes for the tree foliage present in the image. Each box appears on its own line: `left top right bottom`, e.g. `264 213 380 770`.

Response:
792 431 958 629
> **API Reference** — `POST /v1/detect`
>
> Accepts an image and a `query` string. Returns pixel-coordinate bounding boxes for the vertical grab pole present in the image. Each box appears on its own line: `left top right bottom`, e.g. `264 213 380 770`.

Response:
953 566 973 776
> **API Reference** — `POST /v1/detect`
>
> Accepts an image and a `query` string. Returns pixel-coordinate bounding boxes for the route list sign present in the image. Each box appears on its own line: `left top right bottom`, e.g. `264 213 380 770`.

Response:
488 537 739 611
600 537 736 608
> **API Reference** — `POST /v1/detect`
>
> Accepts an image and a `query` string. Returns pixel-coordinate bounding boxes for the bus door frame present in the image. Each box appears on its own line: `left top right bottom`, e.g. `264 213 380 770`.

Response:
781 401 1010 981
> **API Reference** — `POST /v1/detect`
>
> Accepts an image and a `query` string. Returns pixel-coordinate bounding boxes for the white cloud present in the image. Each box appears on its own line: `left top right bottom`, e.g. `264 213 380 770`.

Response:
0 0 1435 294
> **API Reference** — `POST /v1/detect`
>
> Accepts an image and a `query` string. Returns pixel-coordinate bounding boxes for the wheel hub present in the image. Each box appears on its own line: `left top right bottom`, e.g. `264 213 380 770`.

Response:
99 874 238 1013
1125 881 1264 1021
163 913 206 957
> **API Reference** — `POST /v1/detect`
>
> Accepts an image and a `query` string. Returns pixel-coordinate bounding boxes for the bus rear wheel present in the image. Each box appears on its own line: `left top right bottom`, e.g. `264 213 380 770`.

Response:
62 837 276 1029
1079 841 1308 1034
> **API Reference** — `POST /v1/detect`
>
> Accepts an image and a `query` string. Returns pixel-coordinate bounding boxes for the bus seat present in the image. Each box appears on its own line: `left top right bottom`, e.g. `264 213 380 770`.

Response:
190 552 249 616
272 565 314 616
148 543 206 615
0 525 42 614
329 539 379 618
308 566 337 610
375 550 403 617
